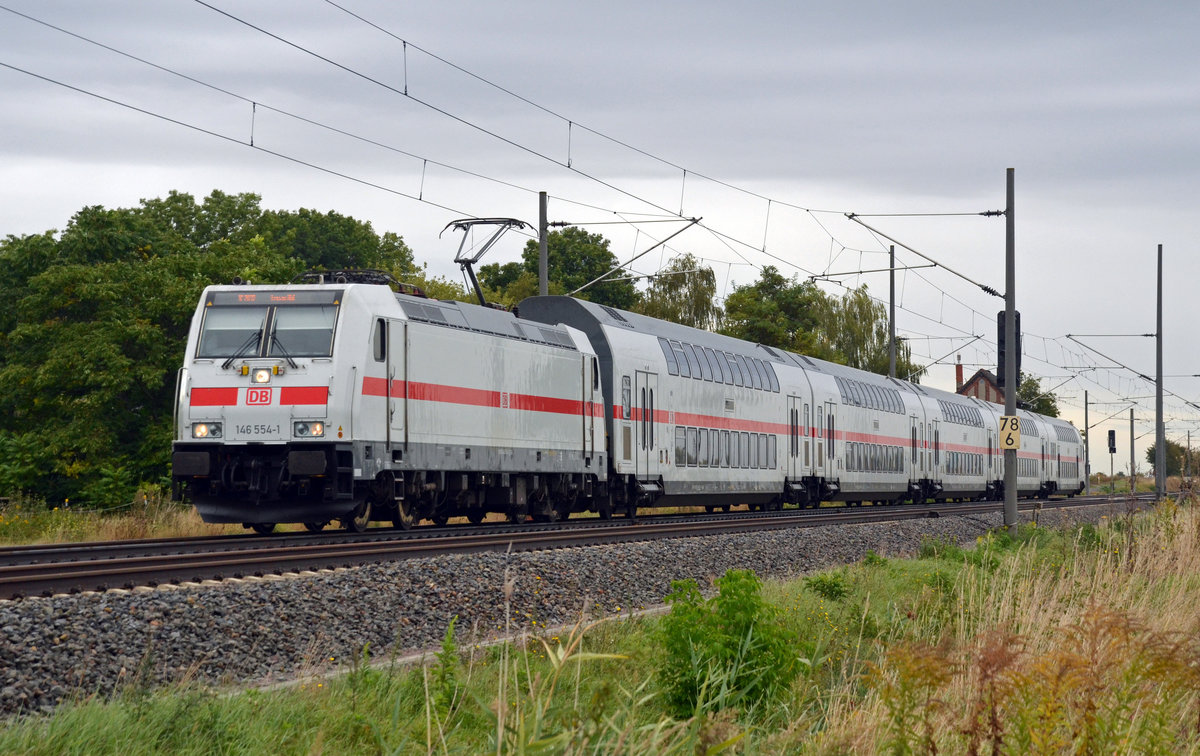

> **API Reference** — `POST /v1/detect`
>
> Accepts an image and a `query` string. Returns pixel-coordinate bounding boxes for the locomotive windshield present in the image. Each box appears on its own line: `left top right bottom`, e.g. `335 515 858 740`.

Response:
196 306 268 357
267 305 338 357
195 289 342 359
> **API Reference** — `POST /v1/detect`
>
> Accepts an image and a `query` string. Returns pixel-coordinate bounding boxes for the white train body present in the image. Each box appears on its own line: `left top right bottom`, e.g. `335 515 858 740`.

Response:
173 283 603 528
172 281 1083 530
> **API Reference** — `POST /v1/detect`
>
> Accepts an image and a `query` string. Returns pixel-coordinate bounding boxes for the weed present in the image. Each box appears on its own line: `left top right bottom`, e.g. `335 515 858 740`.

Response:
805 571 850 602
862 549 889 567
658 569 800 719
432 615 461 716
918 535 964 562
960 628 1024 756
867 639 956 755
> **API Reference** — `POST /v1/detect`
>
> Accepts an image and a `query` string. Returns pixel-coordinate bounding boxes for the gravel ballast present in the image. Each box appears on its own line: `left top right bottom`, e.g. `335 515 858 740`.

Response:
0 502 1129 716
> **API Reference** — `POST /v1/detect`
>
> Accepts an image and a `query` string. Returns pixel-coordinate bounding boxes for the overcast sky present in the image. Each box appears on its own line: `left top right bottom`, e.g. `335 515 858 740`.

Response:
2 0 1198 472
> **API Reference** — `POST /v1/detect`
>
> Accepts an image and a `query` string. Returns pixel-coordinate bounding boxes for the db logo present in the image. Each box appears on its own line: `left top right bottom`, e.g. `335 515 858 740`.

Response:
246 387 273 405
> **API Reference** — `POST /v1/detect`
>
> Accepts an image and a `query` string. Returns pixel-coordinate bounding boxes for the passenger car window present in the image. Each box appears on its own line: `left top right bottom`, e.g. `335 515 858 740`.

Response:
659 337 678 375
671 342 691 378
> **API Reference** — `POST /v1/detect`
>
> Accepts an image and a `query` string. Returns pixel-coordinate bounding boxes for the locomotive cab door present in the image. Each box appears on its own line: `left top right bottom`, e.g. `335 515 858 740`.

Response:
583 355 596 461
386 319 407 448
635 370 660 479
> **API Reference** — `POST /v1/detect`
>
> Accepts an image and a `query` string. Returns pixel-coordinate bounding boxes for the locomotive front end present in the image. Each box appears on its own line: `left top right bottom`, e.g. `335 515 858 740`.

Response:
172 285 348 527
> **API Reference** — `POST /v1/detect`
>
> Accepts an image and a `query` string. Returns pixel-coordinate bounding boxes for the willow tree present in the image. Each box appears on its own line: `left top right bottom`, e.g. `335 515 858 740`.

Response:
814 285 925 381
635 252 721 330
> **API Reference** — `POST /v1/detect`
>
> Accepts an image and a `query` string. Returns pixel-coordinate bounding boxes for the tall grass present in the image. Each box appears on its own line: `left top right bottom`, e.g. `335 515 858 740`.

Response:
0 490 246 544
808 498 1200 753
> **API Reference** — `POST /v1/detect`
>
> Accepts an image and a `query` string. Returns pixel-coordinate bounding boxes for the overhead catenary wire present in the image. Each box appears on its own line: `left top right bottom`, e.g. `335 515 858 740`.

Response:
0 61 474 215
8 0 1003 344
568 219 701 296
21 0 843 286
193 0 689 222
845 213 1004 298
8 5 1196 436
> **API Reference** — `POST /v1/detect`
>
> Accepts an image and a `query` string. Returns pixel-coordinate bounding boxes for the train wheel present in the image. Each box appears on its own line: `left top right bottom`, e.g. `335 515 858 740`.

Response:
392 499 415 530
467 510 485 525
342 499 372 532
431 515 449 527
303 522 325 533
250 522 276 535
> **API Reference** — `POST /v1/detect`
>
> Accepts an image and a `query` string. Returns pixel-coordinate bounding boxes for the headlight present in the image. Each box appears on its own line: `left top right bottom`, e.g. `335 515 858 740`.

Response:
252 368 272 384
192 422 223 439
293 421 324 438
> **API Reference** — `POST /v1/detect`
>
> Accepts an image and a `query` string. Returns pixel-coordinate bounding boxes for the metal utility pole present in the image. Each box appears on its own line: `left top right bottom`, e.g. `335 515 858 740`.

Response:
1155 244 1165 499
538 191 548 296
1003 168 1018 536
1130 407 1136 496
1084 390 1090 495
889 245 897 379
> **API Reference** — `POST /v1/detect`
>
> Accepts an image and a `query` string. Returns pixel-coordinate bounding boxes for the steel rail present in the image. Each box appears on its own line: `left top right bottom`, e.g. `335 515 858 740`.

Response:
0 494 1151 599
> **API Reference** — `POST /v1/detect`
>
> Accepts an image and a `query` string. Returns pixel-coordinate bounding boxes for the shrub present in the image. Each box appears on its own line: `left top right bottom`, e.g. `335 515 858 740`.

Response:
804 571 850 601
657 569 800 719
862 549 889 567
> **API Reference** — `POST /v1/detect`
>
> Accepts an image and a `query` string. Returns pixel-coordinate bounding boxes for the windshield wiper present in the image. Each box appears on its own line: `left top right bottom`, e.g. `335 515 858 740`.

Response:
221 330 263 369
269 333 299 369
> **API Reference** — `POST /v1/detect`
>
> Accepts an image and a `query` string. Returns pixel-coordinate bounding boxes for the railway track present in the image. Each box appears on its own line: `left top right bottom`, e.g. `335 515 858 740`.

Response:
0 493 1151 599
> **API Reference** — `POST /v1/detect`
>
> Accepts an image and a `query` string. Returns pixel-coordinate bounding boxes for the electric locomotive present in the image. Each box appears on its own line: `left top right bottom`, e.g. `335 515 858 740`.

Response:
172 272 604 532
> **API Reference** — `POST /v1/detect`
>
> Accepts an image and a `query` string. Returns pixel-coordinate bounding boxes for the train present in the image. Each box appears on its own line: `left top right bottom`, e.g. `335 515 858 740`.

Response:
171 270 1085 533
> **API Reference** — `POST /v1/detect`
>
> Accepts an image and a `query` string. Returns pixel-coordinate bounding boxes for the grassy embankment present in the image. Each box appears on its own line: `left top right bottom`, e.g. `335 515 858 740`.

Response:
1 494 1199 753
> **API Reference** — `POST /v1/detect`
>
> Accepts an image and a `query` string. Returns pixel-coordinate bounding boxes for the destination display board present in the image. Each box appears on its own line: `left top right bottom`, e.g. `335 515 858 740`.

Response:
206 289 343 307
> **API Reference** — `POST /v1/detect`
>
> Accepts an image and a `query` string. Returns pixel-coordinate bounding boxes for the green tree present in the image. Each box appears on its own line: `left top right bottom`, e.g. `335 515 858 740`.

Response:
256 207 401 272
720 266 831 358
814 285 924 381
1016 371 1059 417
480 227 639 310
633 252 722 330
0 191 418 506
1145 439 1200 477
477 262 547 308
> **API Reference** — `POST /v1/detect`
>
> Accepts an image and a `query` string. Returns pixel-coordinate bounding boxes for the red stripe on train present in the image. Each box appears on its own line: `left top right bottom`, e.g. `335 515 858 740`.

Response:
190 387 238 406
361 377 604 417
280 386 329 405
